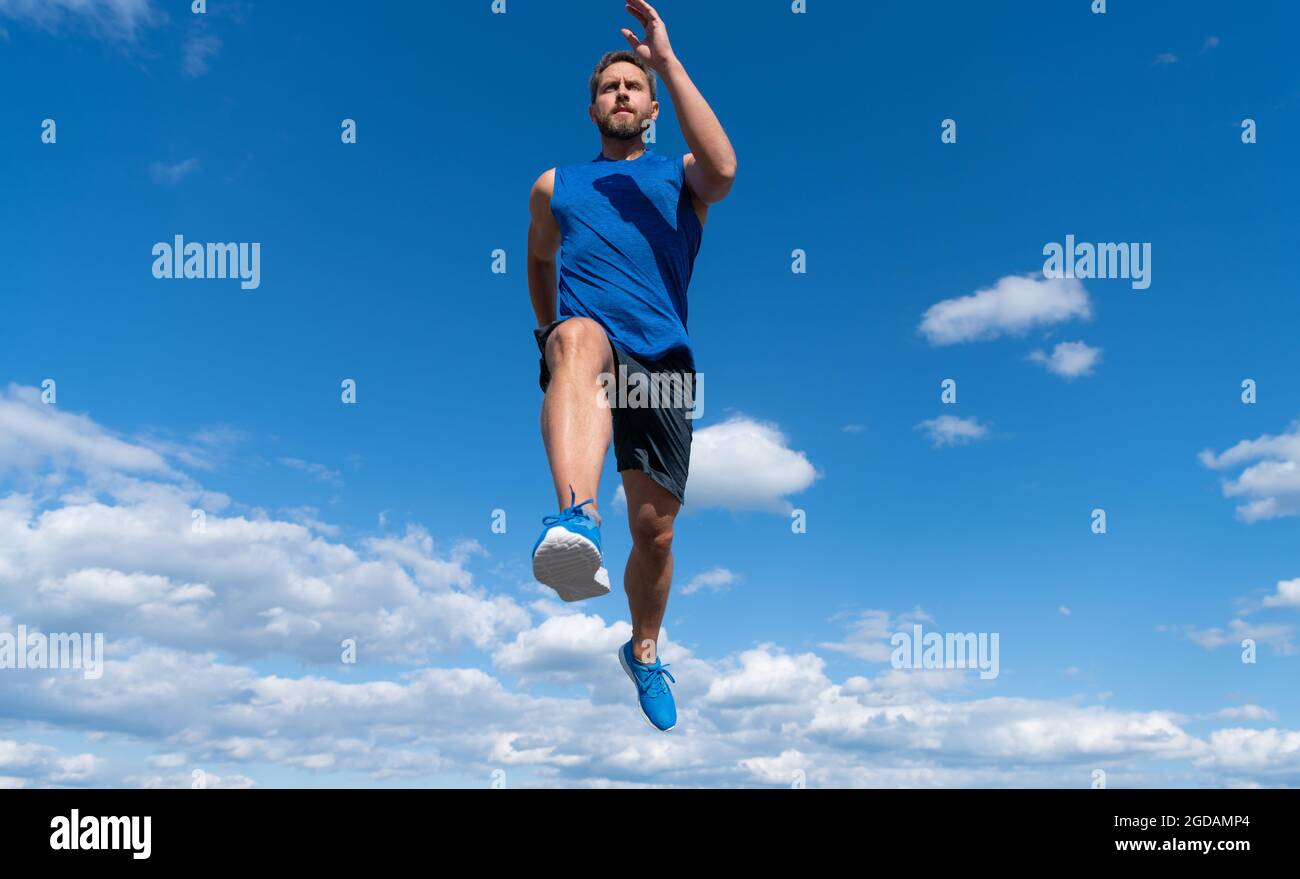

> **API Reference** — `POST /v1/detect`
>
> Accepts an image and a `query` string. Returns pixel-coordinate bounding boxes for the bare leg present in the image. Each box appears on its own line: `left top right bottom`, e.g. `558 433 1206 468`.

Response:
621 470 680 663
541 318 615 515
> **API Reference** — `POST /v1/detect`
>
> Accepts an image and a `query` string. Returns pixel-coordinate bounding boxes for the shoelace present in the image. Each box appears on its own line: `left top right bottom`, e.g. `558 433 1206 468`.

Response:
633 659 676 698
542 485 597 527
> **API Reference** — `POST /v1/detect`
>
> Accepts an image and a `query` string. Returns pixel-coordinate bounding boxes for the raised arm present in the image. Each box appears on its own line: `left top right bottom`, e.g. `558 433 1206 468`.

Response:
527 168 561 327
621 0 737 204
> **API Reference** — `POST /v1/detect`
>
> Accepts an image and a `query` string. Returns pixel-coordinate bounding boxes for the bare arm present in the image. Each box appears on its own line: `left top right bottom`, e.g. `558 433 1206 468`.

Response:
527 168 560 327
622 0 737 204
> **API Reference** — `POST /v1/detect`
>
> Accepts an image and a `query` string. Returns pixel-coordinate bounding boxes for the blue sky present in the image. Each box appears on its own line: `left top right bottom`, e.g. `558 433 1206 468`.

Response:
1 0 1299 788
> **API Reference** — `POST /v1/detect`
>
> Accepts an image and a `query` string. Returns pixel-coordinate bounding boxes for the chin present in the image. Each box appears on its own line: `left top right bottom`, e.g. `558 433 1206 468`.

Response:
602 121 642 141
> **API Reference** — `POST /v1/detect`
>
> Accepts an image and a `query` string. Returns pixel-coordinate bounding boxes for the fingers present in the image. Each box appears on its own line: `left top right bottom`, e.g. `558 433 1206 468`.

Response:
629 0 659 20
620 27 641 50
624 2 650 28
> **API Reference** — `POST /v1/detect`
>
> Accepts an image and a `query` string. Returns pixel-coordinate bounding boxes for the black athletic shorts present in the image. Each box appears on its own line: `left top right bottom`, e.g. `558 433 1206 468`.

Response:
535 317 695 505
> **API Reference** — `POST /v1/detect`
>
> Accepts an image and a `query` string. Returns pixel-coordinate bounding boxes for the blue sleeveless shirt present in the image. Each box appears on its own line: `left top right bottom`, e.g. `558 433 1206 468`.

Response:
550 149 702 365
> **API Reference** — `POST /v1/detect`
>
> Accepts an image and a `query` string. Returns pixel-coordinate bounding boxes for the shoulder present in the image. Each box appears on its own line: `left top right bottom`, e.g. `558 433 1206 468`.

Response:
530 168 557 219
530 168 556 198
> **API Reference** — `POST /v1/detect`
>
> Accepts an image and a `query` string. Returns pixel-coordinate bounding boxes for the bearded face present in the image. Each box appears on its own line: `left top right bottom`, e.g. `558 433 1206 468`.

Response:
591 62 656 142
597 102 648 140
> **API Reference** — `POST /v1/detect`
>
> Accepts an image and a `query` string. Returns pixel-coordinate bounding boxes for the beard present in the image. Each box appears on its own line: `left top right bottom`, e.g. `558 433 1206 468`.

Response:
598 108 645 141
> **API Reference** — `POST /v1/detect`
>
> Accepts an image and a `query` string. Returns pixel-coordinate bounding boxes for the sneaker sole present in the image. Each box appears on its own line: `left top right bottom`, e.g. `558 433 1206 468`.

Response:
532 526 610 602
618 646 676 732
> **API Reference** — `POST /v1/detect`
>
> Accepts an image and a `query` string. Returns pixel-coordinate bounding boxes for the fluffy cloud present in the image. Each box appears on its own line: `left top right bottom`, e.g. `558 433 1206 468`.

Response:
1199 419 1300 522
0 739 104 788
682 567 737 595
1262 578 1300 610
1028 341 1102 379
820 609 926 663
1175 619 1295 655
916 414 990 448
687 416 818 512
0 385 529 664
1216 705 1277 722
2 384 1296 789
1200 729 1300 773
919 275 1091 346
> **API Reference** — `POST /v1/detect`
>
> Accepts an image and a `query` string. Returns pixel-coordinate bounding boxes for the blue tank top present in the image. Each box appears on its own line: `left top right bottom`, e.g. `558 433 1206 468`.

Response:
550 149 703 365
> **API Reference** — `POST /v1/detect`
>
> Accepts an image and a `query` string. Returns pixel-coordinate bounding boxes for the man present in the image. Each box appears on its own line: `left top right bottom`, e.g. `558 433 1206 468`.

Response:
526 0 736 731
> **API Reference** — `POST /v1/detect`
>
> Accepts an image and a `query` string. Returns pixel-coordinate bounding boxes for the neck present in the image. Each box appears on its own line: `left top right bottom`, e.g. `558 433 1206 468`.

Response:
599 138 646 161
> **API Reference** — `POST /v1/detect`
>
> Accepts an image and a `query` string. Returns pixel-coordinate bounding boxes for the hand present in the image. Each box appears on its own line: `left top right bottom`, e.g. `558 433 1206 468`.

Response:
621 0 677 72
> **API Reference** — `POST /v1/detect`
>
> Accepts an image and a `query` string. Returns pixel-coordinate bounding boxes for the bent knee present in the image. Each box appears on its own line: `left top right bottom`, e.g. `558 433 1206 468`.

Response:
630 512 675 556
546 318 611 371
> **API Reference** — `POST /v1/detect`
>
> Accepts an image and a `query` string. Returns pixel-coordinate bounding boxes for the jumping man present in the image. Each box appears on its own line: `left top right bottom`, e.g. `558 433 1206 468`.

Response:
526 0 737 731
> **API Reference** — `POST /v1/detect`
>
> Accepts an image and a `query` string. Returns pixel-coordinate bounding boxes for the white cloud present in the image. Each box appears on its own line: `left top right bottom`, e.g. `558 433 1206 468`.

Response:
737 749 810 786
0 384 178 481
0 385 529 664
1198 419 1300 522
3 383 1297 788
149 158 198 185
1216 705 1277 722
1028 341 1102 379
916 414 989 448
1178 619 1295 655
702 647 829 708
1201 729 1300 773
1154 52 1178 65
0 0 162 42
687 415 818 512
1262 578 1300 609
919 275 1091 346
682 567 737 595
0 739 104 787
131 769 255 789
819 608 929 663
279 506 341 537
1201 36 1220 53
491 612 632 685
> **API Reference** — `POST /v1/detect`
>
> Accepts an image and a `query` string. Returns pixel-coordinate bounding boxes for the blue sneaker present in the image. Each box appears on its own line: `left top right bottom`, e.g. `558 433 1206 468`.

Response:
618 639 678 731
532 486 610 602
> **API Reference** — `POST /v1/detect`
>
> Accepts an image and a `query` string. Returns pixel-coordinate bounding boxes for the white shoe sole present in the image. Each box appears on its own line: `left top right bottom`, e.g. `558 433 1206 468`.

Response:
532 526 610 602
618 646 676 732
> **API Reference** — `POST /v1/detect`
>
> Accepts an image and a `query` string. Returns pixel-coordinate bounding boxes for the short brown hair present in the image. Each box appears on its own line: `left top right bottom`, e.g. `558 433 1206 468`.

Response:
589 51 657 104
